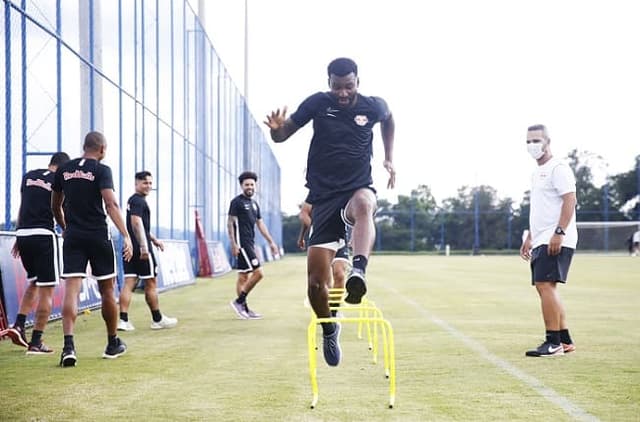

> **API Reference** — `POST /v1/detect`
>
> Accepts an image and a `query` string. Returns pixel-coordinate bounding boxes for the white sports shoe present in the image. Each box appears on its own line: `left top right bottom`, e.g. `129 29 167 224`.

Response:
150 315 178 330
117 319 135 331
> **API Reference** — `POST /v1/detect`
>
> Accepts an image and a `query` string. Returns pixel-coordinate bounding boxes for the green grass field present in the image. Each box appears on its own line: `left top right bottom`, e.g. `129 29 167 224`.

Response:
1 255 638 421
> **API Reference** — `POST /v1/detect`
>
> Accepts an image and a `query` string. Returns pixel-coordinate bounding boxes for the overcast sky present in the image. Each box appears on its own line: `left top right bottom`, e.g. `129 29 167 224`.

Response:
198 0 640 215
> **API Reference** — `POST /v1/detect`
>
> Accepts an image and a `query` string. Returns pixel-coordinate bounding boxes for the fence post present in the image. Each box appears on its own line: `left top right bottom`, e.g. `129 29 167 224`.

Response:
473 189 480 255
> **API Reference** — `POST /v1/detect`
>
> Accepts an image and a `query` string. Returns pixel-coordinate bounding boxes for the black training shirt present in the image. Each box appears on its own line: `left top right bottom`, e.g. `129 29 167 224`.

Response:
290 92 390 201
127 193 151 249
17 168 56 231
53 158 114 239
228 194 261 248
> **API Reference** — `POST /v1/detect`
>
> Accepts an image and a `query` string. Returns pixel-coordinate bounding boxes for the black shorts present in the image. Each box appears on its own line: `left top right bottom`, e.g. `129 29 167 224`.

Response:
333 245 349 262
530 245 574 285
308 191 354 247
236 246 261 273
62 236 116 280
16 230 60 287
123 248 158 279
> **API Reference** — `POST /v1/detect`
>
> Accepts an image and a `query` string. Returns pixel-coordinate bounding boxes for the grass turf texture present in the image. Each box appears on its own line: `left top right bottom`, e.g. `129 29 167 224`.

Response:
1 255 638 421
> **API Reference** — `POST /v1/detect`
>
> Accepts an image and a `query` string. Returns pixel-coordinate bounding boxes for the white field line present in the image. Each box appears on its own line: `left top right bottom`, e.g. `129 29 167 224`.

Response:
381 284 600 422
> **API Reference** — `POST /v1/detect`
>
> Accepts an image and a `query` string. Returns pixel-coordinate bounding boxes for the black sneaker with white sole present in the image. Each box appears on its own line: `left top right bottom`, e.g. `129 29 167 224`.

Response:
525 341 565 357
103 337 127 359
345 269 367 304
60 347 77 367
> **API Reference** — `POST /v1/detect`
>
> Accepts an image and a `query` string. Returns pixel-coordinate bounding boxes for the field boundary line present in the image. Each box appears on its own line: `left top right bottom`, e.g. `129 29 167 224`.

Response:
381 284 600 422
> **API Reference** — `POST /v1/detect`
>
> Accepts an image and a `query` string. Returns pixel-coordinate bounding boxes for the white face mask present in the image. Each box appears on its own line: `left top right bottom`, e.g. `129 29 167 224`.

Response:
527 142 545 160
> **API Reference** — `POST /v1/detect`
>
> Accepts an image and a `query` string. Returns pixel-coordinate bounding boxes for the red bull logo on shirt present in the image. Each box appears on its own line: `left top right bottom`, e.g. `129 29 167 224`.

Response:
25 178 52 191
63 170 95 181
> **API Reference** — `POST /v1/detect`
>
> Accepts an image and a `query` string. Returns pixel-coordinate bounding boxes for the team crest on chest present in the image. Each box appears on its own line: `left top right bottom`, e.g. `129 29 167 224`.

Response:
354 115 368 126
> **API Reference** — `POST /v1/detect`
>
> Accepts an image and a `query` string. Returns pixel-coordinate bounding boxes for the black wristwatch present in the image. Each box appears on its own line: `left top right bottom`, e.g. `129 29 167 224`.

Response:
554 226 565 235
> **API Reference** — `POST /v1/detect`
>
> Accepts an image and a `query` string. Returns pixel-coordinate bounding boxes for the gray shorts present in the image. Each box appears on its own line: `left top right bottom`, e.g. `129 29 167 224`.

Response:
530 245 574 285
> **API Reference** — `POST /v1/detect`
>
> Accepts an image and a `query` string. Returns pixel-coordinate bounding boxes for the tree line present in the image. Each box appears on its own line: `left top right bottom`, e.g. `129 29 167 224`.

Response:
281 151 640 253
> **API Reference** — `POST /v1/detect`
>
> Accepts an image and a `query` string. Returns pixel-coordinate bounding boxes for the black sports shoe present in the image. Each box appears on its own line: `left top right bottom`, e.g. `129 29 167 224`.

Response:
102 337 127 359
5 326 28 348
60 347 77 367
345 269 367 304
322 323 342 367
525 341 565 357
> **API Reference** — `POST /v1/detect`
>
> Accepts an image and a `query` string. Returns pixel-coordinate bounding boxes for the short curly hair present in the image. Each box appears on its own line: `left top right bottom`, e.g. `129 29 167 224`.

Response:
327 57 358 77
238 171 258 184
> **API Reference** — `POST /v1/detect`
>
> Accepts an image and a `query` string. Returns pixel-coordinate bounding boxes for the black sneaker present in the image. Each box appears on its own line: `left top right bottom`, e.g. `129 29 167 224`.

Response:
322 323 342 366
345 269 367 304
102 337 127 359
525 341 565 357
5 326 28 348
26 342 54 355
60 347 77 367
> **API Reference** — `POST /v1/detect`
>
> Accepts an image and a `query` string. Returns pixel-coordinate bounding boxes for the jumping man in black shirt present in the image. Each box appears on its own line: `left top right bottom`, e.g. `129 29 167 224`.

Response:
265 58 395 366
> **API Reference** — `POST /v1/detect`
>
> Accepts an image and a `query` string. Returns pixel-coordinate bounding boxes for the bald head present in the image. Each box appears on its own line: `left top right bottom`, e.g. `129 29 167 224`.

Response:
83 131 107 160
83 131 107 152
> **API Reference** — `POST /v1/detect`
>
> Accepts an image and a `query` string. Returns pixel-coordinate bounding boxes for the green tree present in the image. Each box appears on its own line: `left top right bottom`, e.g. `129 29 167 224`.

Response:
281 212 302 253
438 185 512 251
375 185 439 251
566 149 608 221
607 155 640 219
511 190 530 249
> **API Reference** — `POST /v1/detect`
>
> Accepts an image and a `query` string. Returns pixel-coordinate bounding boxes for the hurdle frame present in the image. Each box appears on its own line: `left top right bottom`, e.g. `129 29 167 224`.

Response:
307 288 396 409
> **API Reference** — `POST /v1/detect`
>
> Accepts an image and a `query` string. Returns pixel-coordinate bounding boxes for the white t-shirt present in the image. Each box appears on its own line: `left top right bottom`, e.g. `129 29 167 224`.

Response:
633 230 640 243
529 157 578 249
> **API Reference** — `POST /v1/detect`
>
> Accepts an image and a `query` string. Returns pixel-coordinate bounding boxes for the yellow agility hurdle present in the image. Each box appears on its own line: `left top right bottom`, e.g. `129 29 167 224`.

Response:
307 289 396 409
327 289 386 365
328 288 377 355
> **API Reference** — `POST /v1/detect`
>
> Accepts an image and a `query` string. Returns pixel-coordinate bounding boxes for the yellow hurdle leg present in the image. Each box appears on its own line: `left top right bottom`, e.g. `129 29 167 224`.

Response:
307 319 319 408
380 319 390 377
381 319 396 408
365 306 374 352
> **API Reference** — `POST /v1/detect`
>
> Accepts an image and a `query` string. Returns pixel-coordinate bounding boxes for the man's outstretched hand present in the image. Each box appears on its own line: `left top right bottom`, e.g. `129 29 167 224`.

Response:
263 107 288 131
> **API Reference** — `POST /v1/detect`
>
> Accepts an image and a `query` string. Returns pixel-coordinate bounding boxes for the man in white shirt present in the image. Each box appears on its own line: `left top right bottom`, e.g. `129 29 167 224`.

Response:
519 124 577 357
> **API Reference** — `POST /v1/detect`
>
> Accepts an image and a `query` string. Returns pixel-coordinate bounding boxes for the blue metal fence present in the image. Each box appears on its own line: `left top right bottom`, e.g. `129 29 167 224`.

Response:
1 0 281 252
